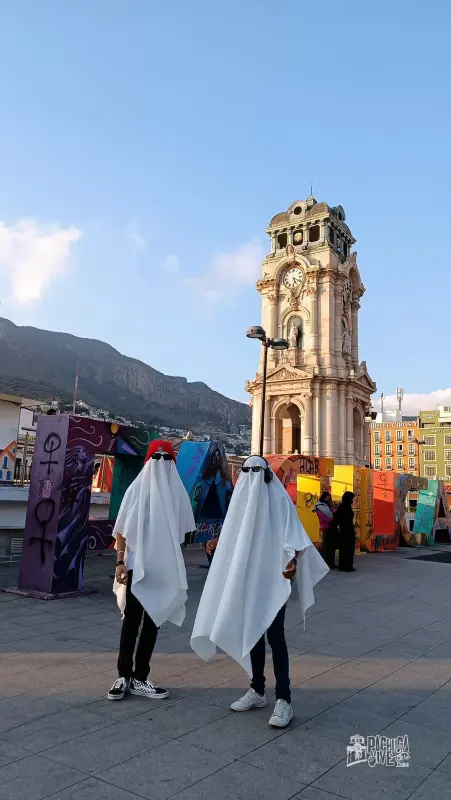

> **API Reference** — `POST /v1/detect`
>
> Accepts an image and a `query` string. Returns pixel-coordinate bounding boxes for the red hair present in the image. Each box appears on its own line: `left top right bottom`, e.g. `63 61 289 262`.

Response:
144 439 176 463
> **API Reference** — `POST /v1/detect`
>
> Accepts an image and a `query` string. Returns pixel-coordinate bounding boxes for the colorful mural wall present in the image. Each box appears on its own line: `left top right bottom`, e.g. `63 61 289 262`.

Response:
0 398 20 482
268 454 333 505
177 441 233 543
360 468 374 552
17 416 155 598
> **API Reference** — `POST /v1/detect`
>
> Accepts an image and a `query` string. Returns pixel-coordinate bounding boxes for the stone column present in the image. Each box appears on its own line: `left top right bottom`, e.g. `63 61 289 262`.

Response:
263 397 271 456
303 393 313 455
338 382 346 463
320 219 327 244
267 294 278 368
334 282 344 376
325 383 338 459
251 393 261 455
319 274 334 374
270 232 276 254
346 391 354 464
312 382 320 455
306 280 319 367
351 299 360 371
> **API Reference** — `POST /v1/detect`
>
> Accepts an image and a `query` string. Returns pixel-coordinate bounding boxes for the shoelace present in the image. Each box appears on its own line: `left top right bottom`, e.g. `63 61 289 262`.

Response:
272 700 287 719
112 678 125 689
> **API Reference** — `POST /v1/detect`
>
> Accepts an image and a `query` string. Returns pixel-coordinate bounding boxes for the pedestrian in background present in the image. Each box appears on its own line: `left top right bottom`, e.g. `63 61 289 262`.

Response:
334 491 356 572
313 492 336 569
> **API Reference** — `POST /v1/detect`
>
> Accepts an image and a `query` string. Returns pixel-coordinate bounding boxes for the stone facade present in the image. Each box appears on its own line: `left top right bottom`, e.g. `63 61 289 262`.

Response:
245 196 376 463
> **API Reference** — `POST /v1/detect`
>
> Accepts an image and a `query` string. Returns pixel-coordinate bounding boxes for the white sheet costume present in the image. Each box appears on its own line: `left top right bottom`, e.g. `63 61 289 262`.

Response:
112 454 195 628
191 456 329 674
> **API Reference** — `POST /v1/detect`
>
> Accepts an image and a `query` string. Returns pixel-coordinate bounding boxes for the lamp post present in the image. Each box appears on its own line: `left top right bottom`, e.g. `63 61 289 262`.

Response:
414 438 425 478
246 326 289 457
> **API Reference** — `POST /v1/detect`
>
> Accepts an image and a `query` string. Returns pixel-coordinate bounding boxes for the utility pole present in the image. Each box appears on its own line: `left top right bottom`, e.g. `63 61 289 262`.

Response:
72 361 80 414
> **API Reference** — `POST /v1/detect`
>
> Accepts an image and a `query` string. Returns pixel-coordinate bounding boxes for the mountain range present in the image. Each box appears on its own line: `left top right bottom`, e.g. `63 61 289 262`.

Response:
0 317 250 431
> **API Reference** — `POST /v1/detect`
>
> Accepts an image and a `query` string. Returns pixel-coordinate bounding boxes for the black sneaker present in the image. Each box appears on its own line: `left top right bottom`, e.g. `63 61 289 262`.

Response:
129 678 169 699
108 676 130 701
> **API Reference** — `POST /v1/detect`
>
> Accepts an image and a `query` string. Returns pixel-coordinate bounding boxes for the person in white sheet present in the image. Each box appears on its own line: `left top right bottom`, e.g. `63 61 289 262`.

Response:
191 455 329 728
108 439 195 702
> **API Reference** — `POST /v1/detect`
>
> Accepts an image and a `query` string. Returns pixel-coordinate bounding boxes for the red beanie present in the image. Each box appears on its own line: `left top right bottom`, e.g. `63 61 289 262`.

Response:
144 439 176 463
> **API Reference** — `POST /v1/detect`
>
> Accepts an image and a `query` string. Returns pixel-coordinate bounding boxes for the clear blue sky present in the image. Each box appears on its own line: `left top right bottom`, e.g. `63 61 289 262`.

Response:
0 0 449 409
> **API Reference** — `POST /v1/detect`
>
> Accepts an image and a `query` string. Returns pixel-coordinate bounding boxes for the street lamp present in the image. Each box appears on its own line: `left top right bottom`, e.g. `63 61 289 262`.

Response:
246 326 289 457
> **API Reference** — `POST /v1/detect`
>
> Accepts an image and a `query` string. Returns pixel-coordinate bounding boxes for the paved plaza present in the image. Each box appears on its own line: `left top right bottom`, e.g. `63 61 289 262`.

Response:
2 547 451 799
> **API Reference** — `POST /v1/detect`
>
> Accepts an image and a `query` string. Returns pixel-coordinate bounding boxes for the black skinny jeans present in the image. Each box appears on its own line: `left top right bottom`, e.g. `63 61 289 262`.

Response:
117 570 159 681
250 605 291 703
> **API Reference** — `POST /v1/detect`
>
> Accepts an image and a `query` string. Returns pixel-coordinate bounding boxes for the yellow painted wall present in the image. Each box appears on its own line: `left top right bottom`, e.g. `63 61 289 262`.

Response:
332 465 361 555
297 474 322 546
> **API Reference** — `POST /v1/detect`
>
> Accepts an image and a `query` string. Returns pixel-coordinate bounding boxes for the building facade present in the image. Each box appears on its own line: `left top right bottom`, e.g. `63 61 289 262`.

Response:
246 196 376 462
370 420 419 474
419 406 451 481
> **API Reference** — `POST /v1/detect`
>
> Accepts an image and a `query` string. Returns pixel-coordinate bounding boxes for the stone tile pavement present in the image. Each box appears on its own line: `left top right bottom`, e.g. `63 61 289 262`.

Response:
1 546 451 798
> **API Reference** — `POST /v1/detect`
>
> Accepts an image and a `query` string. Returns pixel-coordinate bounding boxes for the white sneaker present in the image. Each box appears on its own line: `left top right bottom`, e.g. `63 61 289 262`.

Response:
230 688 267 712
269 699 294 728
129 678 169 699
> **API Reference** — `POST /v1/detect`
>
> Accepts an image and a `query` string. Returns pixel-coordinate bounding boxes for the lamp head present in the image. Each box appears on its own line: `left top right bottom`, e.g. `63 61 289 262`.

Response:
269 338 289 351
246 326 266 341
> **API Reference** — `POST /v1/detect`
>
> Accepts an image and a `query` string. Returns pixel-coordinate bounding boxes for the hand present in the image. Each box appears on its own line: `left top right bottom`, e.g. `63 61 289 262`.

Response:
206 538 218 556
283 558 297 580
115 564 128 585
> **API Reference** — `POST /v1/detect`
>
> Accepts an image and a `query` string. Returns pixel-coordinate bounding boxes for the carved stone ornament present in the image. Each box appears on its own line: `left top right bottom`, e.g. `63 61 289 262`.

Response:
288 291 299 310
342 330 352 356
285 243 296 264
343 277 352 309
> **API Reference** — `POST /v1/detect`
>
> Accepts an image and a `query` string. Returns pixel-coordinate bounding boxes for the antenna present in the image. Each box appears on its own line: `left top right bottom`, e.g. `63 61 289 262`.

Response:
396 386 404 413
310 181 313 196
380 392 385 416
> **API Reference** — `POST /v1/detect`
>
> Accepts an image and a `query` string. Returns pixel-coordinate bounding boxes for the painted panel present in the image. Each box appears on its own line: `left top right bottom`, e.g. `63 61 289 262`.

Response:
331 465 361 555
297 474 322 547
360 468 374 552
413 480 438 545
373 471 400 551
177 441 233 543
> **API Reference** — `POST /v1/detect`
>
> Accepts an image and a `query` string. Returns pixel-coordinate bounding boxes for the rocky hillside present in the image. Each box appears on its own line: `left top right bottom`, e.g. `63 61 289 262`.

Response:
0 317 250 430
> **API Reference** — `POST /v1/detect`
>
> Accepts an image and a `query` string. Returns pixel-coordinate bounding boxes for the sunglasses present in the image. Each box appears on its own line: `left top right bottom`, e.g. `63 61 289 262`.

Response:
241 466 264 473
151 453 173 461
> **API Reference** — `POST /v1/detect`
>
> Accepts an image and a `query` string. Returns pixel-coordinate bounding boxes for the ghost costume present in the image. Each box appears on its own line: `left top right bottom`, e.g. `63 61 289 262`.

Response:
191 456 328 709
110 441 195 697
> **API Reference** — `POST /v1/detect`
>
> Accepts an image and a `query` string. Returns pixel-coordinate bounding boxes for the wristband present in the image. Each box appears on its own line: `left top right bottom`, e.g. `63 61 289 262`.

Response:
116 560 125 567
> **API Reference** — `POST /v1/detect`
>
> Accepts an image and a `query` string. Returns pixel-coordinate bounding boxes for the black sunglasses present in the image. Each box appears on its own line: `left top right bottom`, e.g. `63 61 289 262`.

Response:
151 453 173 461
241 466 264 473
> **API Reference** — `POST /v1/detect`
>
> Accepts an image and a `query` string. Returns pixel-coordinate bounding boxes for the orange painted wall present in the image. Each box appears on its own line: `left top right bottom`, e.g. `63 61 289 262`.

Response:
373 471 400 550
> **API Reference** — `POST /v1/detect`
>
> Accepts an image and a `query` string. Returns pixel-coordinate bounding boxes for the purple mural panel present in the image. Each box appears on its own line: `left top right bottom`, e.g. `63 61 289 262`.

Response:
87 519 115 551
51 442 95 593
18 415 69 594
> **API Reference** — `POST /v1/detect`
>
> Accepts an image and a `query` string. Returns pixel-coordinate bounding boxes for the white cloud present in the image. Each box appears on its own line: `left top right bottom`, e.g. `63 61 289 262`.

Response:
182 240 265 313
0 219 82 304
127 222 148 250
162 254 180 275
374 389 451 416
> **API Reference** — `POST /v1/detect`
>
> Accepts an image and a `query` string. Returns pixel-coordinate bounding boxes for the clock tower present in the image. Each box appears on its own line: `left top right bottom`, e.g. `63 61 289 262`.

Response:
245 196 376 463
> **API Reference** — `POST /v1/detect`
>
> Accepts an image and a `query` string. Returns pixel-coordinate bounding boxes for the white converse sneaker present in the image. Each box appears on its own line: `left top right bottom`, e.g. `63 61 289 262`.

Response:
107 676 130 701
230 688 267 712
269 699 294 728
129 678 169 699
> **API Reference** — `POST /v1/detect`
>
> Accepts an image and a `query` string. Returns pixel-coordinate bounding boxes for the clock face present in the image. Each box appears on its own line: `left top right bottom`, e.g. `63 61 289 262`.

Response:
283 267 304 290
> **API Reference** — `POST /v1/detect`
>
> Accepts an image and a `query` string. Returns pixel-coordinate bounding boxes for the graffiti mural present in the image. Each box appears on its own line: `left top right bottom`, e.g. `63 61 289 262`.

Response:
267 454 334 505
177 441 232 543
16 416 155 597
360 468 374 552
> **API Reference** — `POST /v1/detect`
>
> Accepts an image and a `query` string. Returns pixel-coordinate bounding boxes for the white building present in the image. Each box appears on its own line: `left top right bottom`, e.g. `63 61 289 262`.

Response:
246 196 376 462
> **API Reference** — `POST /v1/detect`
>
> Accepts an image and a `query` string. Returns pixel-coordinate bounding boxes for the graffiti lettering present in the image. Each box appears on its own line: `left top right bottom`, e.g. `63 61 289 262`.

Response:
40 433 62 476
195 520 223 542
298 456 320 476
30 498 55 564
